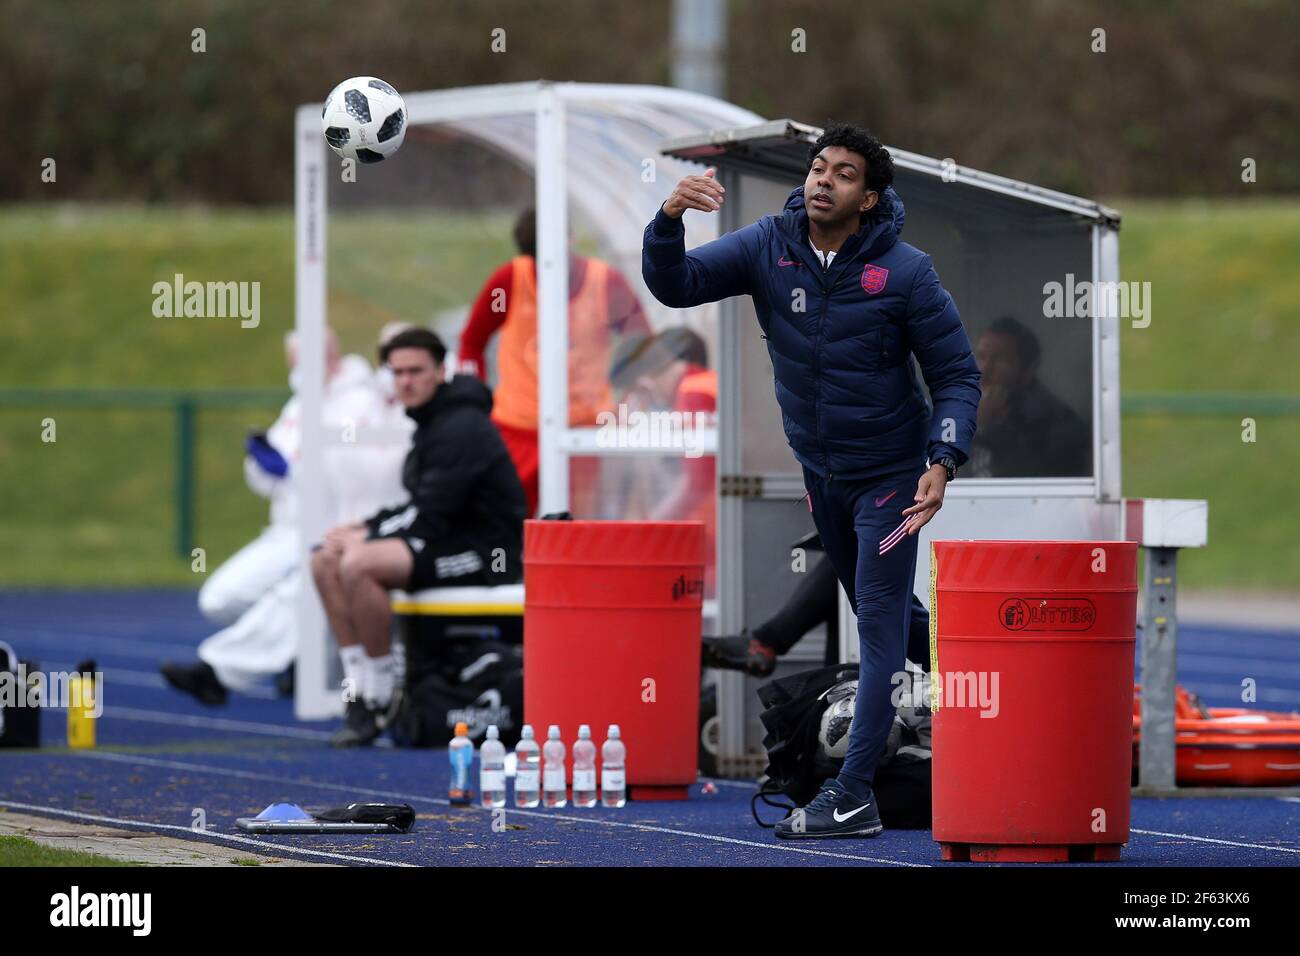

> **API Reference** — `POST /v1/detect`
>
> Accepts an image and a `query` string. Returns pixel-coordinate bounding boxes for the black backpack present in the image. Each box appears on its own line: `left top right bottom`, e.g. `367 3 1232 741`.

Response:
753 662 933 830
389 638 524 748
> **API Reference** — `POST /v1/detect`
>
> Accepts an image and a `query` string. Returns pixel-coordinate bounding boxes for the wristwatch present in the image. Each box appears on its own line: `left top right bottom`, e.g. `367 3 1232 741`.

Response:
929 456 958 482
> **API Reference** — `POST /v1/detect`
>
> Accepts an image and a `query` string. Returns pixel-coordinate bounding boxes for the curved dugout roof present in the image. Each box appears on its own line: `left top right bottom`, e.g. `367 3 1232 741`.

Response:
660 117 1121 228
404 82 765 310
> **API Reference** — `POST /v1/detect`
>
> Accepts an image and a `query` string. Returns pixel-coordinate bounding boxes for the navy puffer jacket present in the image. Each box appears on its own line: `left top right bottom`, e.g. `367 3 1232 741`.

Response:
643 185 980 480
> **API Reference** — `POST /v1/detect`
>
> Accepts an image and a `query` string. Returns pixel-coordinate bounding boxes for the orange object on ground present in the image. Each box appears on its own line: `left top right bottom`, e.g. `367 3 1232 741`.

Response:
523 520 704 801
1133 684 1300 786
930 540 1138 863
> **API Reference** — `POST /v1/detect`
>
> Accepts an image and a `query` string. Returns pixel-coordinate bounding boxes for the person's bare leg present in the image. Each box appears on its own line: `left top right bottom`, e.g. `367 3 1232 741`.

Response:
338 539 413 657
310 526 370 647
310 546 359 647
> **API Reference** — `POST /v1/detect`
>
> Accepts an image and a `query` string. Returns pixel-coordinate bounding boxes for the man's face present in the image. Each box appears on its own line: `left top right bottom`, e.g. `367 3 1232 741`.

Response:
805 146 877 228
636 361 682 409
387 347 444 409
975 331 1033 393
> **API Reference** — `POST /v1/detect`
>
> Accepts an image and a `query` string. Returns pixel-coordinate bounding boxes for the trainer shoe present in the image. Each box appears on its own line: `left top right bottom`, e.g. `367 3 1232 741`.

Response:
330 699 381 748
701 631 777 677
773 780 883 840
160 661 228 707
375 687 403 732
274 664 295 698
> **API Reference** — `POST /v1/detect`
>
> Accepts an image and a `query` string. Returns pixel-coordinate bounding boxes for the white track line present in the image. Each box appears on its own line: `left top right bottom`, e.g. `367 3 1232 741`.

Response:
42 659 278 700
1130 828 1300 855
0 799 413 867
1174 633 1300 655
1153 682 1300 706
0 625 196 660
38 658 168 688
697 777 758 790
104 706 342 742
75 751 925 866
1177 653 1300 679
99 706 394 748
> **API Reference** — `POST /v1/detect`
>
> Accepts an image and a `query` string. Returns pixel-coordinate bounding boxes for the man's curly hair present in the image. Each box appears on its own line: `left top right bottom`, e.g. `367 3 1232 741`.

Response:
808 122 894 197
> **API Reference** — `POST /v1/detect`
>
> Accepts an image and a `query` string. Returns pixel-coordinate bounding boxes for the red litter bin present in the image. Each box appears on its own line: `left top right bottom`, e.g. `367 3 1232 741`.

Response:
524 520 704 801
929 540 1138 862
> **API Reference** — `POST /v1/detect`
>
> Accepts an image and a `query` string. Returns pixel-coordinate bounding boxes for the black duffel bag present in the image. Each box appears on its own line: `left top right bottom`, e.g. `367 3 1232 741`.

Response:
752 662 933 830
389 638 523 749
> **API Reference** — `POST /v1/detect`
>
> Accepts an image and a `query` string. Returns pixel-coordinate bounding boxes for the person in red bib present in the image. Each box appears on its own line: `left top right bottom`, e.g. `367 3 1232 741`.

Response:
458 208 651 516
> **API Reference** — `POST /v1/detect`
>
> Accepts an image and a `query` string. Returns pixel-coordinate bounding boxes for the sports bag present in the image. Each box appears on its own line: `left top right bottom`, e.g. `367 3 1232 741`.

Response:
389 638 523 748
753 662 933 829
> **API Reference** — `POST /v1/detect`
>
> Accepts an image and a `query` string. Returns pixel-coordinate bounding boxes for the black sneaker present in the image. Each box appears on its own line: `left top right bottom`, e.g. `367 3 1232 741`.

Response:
773 781 883 839
375 687 403 732
160 661 228 707
330 699 381 748
274 664 295 698
701 631 777 677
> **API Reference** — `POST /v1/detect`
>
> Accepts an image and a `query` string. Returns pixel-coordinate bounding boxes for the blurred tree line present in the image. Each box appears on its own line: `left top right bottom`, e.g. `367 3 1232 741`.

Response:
2 0 1295 204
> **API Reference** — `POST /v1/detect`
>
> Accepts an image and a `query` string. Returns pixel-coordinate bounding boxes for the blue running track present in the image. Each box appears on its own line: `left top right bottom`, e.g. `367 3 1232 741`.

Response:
1 590 1297 866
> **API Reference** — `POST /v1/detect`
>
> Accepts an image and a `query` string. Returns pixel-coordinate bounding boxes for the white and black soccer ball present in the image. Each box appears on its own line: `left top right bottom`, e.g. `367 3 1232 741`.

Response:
321 76 406 164
817 682 857 762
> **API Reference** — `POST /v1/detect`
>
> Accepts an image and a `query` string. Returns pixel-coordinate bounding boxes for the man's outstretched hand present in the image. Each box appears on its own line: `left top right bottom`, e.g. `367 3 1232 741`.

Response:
662 167 725 219
902 465 949 535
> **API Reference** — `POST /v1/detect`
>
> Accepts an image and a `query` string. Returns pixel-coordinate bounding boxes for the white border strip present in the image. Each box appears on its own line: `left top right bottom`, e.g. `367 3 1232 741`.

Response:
73 752 925 867
1130 827 1300 855
0 800 413 867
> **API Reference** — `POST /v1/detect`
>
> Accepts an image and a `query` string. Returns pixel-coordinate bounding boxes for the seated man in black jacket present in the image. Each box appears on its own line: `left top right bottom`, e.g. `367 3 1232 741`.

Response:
310 328 527 747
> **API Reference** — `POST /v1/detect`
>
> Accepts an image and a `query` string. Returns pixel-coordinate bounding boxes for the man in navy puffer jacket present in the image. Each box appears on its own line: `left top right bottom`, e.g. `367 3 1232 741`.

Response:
643 123 980 838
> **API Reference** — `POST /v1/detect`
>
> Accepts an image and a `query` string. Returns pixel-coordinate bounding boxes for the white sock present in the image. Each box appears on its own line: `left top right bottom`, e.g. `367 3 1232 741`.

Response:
339 645 367 703
366 653 396 709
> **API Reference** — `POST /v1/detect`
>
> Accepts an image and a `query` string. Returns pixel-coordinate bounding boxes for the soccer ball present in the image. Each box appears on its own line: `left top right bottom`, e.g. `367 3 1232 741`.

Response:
321 77 406 164
817 681 857 762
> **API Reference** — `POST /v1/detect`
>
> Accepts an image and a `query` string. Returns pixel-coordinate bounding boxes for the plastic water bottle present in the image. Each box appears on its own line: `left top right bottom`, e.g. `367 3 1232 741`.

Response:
480 725 507 808
514 725 541 808
601 724 626 808
542 724 567 808
572 725 598 807
448 721 474 806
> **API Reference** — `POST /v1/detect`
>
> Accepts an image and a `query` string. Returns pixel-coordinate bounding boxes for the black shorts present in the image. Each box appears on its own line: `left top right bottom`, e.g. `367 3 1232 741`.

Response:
395 533 494 592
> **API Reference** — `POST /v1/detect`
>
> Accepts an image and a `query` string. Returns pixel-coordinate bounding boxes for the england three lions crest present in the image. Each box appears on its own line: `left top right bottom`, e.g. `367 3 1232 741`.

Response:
861 264 889 295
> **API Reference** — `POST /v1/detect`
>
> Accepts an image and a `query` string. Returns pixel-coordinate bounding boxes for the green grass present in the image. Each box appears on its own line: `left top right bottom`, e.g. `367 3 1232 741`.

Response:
1116 198 1300 589
0 204 517 585
0 199 1296 589
1118 198 1300 393
0 834 137 866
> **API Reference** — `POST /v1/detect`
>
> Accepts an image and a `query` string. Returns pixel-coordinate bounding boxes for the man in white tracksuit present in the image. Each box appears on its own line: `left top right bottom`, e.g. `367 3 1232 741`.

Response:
162 328 411 704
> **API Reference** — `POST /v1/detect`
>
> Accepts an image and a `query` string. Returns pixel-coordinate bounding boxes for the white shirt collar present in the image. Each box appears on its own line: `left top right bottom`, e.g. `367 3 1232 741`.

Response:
809 237 836 269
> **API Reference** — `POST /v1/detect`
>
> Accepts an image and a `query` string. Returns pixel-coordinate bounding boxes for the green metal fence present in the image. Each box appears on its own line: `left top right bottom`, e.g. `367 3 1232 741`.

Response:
0 387 1295 565
0 388 287 558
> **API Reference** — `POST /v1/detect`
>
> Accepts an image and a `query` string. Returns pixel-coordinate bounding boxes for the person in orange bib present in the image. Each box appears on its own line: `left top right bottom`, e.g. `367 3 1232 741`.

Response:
458 208 651 516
